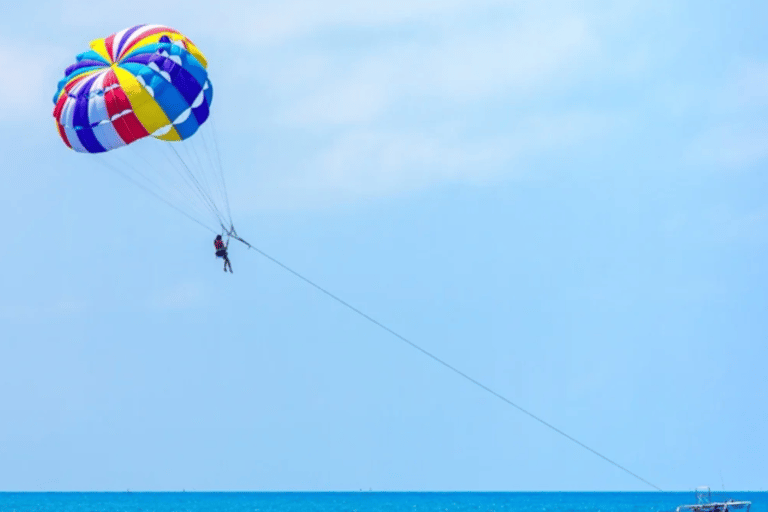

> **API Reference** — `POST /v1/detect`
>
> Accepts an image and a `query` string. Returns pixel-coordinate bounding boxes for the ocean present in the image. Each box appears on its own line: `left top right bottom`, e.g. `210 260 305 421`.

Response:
0 492 764 512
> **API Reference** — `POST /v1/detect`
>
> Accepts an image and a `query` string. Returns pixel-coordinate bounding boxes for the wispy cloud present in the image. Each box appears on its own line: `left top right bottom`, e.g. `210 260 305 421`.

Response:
714 207 768 244
52 297 88 316
0 40 68 120
31 0 767 210
687 123 768 170
245 110 616 209
675 205 768 246
208 0 496 46
685 60 768 170
278 16 598 126
718 61 768 112
0 296 88 322
55 0 502 43
148 281 205 310
227 5 614 207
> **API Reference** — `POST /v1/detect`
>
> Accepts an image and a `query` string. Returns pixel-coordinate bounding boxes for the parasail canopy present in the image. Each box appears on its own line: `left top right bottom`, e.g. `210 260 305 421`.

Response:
53 24 213 154
51 24 248 241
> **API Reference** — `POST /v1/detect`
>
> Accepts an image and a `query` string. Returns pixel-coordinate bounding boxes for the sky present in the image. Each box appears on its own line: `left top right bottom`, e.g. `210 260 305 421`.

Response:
1 0 767 493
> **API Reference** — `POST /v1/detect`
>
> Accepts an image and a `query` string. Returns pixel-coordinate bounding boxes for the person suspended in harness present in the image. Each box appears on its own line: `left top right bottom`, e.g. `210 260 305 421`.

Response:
214 234 233 273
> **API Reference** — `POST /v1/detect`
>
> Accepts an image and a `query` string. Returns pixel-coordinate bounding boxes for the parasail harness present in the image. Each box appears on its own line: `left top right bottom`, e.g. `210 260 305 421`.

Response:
221 223 252 250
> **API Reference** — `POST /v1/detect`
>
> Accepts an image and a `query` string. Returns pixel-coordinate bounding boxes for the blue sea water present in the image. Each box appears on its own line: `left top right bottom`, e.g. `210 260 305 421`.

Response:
0 492 765 512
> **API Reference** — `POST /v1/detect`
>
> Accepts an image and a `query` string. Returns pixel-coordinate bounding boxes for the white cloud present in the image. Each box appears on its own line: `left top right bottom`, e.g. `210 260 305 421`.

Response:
312 129 502 187
149 281 205 310
279 16 598 126
229 7 609 207
0 40 68 120
717 208 768 244
675 206 768 246
213 0 474 45
0 296 88 321
29 0 715 210
686 123 768 170
719 61 768 112
246 110 615 209
684 61 768 169
55 0 503 45
53 298 88 316
237 129 492 209
280 60 393 125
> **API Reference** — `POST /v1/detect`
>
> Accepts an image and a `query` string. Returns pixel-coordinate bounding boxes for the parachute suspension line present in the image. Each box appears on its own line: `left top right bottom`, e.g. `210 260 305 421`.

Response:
209 114 233 225
170 139 219 221
154 142 218 223
100 141 214 231
245 245 663 492
183 131 217 218
162 141 214 217
167 142 228 228
105 149 168 201
196 128 231 230
121 142 211 224
96 119 217 234
100 109 217 230
107 122 198 215
181 136 228 228
171 139 220 223
199 122 232 228
92 156 217 234
56 24 227 237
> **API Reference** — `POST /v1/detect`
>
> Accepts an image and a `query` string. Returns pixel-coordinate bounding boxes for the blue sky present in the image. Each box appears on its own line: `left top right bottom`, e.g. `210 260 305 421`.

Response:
1 0 767 492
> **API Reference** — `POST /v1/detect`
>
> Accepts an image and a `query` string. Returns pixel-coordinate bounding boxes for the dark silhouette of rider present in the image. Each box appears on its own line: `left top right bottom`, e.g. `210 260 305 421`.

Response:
214 235 233 273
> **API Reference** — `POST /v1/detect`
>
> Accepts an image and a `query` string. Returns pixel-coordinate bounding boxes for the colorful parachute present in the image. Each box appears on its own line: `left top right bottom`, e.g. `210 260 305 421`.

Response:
52 24 245 240
53 24 213 154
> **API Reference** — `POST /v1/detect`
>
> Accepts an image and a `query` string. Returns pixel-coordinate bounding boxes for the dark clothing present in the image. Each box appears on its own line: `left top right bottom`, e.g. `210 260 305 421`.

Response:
214 237 232 273
215 238 228 258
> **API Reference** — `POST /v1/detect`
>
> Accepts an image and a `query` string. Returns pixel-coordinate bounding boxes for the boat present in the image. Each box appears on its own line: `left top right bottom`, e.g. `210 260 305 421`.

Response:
676 487 751 512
